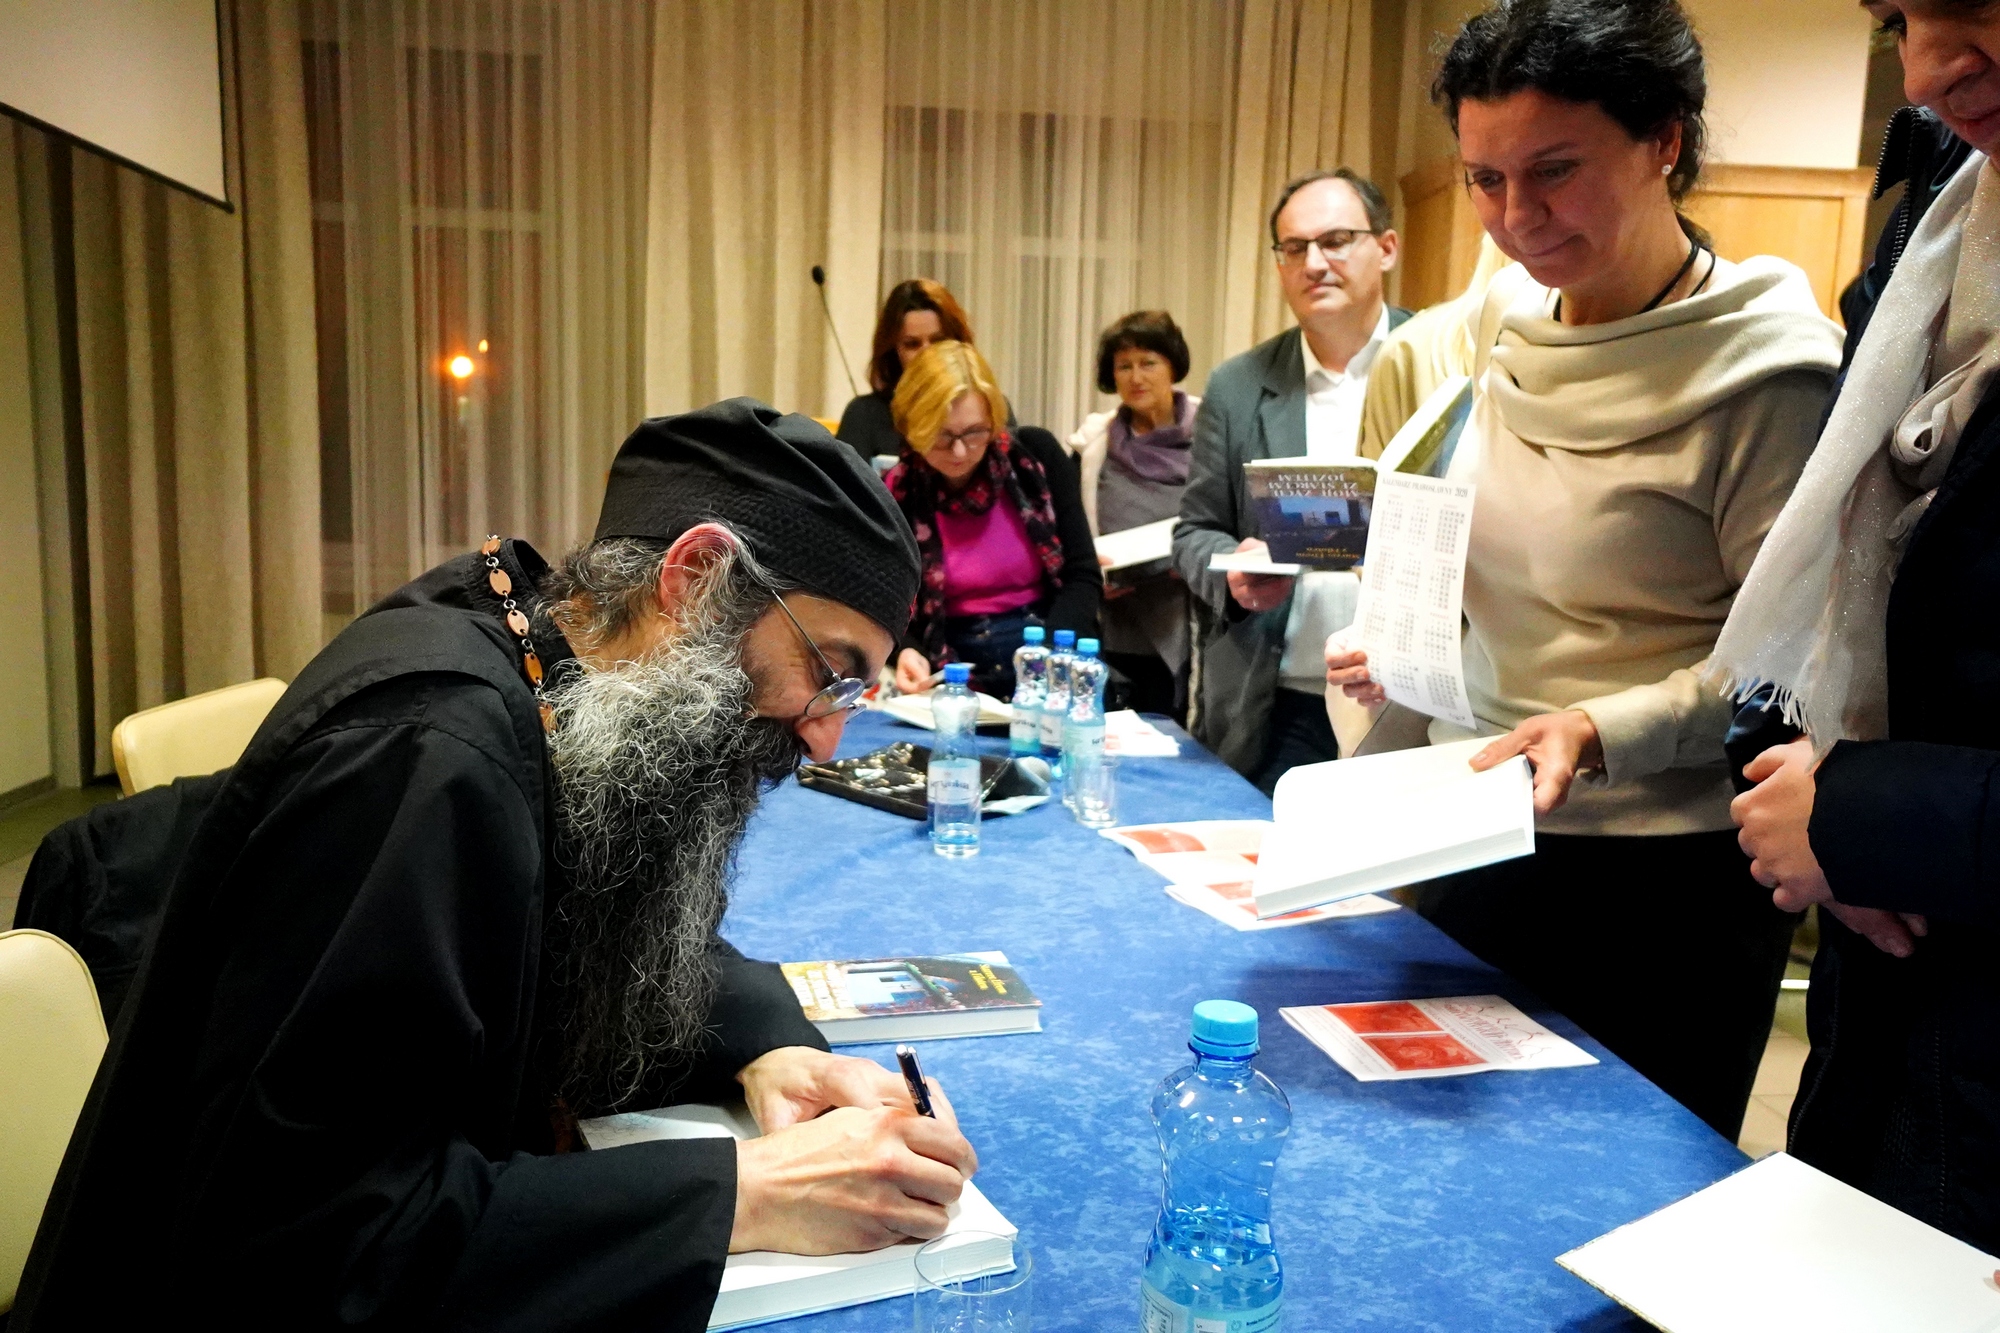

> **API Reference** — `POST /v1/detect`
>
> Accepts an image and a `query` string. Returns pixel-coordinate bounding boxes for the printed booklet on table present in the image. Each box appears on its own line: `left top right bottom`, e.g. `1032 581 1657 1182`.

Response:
1100 820 1398 930
1281 995 1596 1081
782 951 1041 1044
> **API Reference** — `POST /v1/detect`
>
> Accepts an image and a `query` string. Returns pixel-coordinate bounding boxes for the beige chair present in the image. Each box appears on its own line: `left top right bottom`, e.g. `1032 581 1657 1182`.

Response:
110 677 288 795
0 929 107 1313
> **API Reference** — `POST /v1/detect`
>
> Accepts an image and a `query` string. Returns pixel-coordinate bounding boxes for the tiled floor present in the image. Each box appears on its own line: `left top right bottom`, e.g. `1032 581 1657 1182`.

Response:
0 782 122 930
1737 965 1814 1159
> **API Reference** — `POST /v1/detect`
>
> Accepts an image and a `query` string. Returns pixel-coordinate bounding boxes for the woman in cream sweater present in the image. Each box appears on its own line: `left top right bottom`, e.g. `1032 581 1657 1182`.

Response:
1327 0 1843 1138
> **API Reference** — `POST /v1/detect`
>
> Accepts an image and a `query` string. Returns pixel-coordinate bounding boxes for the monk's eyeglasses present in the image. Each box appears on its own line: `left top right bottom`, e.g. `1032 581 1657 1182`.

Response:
769 589 868 719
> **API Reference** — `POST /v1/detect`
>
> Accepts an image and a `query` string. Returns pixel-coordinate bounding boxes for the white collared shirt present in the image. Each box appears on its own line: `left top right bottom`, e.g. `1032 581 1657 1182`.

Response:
1300 305 1391 460
1278 306 1391 694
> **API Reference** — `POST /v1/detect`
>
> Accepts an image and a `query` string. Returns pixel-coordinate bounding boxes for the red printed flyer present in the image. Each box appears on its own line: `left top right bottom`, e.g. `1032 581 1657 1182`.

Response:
1099 821 1398 930
1280 995 1598 1081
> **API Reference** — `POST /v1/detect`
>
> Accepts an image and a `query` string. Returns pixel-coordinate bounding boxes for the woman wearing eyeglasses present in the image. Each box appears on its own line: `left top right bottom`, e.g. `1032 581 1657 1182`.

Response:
886 341 1102 699
1324 0 1844 1139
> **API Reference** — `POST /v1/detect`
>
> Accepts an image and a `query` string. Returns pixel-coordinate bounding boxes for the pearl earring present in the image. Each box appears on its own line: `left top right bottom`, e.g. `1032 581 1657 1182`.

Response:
1661 164 1672 175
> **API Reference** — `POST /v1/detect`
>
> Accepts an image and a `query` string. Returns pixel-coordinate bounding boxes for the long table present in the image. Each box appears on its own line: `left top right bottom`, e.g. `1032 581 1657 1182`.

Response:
722 710 1743 1330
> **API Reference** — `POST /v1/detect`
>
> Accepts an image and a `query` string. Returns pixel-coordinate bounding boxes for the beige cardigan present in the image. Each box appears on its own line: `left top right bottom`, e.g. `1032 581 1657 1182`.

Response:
1430 257 1843 835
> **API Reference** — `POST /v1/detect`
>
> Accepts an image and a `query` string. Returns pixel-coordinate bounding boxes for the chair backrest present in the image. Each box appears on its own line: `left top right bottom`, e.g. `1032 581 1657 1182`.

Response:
111 677 289 795
0 929 108 1312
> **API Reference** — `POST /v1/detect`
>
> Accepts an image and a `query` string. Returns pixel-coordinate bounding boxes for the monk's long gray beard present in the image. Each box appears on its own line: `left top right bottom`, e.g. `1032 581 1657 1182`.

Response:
542 563 802 1113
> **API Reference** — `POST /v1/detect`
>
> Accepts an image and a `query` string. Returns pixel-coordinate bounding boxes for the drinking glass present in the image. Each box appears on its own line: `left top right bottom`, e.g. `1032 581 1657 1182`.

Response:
912 1230 1032 1333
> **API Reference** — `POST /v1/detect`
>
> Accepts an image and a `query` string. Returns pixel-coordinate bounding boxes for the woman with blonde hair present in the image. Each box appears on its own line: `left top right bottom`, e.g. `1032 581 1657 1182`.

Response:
886 341 1101 698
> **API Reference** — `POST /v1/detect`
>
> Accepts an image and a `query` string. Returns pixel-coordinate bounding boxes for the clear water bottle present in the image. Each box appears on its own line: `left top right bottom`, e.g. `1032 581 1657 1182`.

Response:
927 662 982 859
1063 637 1115 826
1041 629 1076 777
1010 625 1050 757
1141 1000 1291 1333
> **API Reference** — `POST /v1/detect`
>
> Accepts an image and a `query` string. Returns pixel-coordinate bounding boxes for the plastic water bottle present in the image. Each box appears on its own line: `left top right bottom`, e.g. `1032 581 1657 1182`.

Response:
1063 637 1115 826
1141 1000 1291 1333
927 662 981 858
1010 626 1050 757
1041 629 1075 777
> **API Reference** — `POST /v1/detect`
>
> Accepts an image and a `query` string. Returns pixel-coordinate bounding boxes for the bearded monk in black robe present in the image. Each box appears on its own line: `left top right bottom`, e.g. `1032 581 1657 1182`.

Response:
16 401 978 1332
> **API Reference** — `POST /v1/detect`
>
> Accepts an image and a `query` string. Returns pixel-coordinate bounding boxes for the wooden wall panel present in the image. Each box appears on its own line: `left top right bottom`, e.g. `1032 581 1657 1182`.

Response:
1682 164 1873 321
1396 158 1872 323
1396 156 1483 312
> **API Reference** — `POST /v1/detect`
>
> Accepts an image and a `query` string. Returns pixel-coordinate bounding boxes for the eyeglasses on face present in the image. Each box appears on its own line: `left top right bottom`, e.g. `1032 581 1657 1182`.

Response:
768 589 868 719
931 426 993 454
1271 228 1381 266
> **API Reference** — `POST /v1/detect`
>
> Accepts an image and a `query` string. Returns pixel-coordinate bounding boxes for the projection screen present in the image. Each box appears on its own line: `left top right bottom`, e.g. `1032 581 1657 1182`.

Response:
0 0 228 207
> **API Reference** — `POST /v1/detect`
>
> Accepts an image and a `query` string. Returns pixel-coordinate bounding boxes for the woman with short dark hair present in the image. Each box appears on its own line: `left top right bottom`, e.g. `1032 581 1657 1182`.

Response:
835 279 976 462
1326 0 1844 1139
1068 311 1199 716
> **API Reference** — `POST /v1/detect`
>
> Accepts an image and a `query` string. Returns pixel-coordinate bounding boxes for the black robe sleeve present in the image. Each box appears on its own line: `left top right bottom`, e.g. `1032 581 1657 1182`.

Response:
1812 737 2000 925
164 681 739 1331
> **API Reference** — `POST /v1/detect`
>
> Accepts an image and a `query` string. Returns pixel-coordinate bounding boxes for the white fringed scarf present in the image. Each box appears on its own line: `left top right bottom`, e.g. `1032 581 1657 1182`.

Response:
1707 152 2000 748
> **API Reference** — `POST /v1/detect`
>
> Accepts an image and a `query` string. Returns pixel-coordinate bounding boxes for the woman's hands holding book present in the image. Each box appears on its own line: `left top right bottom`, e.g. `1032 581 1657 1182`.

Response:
729 1077 978 1255
1470 711 1603 815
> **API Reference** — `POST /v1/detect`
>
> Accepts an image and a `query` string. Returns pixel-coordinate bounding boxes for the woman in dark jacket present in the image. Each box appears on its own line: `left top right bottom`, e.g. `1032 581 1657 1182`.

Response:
1724 58 2000 1253
836 279 977 461
885 341 1100 699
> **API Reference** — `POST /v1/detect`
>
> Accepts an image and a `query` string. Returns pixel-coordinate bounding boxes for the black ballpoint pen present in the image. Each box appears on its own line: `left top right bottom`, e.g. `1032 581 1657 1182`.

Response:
896 1043 936 1117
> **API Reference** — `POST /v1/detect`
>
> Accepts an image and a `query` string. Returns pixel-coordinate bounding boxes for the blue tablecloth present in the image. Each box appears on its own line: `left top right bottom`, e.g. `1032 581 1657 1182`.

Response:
722 711 1744 1331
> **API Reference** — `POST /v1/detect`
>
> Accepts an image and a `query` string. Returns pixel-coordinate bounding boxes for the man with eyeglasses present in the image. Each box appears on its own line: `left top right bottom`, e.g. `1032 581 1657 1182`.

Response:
1173 167 1408 791
19 400 976 1332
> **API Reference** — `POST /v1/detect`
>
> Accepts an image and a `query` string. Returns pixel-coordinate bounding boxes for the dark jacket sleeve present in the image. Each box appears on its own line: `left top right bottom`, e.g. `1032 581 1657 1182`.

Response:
1174 373 1249 619
1812 738 2000 924
835 391 900 462
164 692 736 1331
1019 426 1103 637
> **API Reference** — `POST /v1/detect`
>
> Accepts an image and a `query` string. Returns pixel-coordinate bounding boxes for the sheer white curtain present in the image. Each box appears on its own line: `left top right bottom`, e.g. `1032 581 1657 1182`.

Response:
302 0 651 620
878 0 1376 438
644 0 888 422
10 1 323 781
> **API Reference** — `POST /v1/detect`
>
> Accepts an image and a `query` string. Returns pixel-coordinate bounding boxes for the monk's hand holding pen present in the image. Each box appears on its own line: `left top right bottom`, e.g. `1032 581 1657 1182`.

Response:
730 1080 976 1255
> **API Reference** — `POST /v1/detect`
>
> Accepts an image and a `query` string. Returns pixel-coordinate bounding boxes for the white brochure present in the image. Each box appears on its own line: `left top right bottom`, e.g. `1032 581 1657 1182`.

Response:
1281 995 1597 1082
1351 471 1477 730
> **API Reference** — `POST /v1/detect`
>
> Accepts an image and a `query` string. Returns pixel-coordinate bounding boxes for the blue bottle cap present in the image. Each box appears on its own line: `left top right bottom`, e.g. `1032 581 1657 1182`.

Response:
1077 637 1099 656
942 662 971 685
1022 625 1046 644
1053 629 1076 647
1189 999 1259 1058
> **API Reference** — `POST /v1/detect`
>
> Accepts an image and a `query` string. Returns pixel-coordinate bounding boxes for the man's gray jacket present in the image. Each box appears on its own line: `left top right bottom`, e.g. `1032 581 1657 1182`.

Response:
1172 314 1411 776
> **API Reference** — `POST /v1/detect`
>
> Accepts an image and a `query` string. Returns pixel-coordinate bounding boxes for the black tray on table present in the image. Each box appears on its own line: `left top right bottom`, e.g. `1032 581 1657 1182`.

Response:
797 741 1050 820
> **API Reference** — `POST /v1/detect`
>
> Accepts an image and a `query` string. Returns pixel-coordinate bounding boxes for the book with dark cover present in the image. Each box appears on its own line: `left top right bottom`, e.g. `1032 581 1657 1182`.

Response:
782 951 1043 1043
1245 459 1376 568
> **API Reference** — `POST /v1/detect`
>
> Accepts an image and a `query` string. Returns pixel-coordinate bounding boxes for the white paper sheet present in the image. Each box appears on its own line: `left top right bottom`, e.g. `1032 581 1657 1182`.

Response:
1351 471 1476 730
1558 1153 2000 1333
1094 517 1176 571
1103 709 1180 757
1280 994 1596 1081
1098 820 1399 930
1208 550 1303 576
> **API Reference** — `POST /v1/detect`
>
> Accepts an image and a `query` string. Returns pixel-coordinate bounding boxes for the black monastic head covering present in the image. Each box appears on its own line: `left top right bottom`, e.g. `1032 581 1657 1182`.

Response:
593 398 921 641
